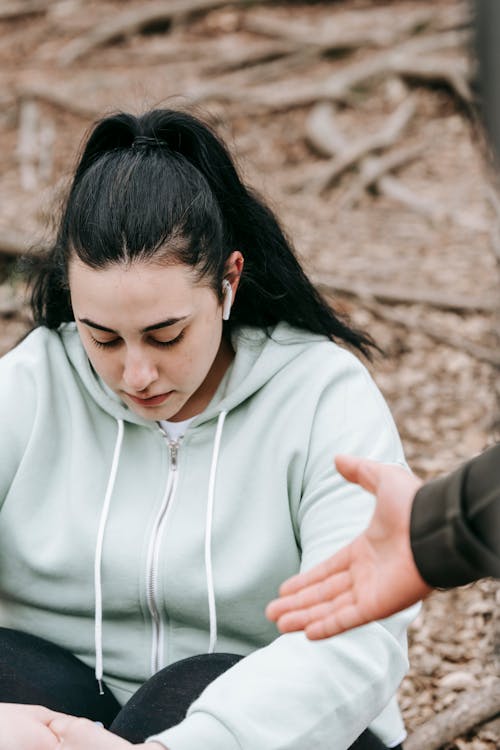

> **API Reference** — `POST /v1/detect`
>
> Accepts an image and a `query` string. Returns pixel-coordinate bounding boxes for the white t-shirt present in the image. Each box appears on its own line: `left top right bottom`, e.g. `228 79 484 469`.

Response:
158 416 195 442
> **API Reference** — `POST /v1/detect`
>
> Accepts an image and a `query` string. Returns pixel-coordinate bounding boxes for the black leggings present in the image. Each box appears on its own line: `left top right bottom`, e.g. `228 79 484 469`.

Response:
0 628 402 749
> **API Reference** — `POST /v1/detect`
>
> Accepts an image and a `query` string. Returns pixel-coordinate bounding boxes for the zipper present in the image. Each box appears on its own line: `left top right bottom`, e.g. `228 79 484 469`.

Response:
145 430 181 675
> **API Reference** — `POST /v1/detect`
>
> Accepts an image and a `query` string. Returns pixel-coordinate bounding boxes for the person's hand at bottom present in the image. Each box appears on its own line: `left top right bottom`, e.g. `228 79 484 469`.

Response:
0 703 69 750
49 716 167 749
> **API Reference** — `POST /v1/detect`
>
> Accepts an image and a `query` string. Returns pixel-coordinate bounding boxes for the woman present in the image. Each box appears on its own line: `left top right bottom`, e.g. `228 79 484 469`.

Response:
0 109 416 750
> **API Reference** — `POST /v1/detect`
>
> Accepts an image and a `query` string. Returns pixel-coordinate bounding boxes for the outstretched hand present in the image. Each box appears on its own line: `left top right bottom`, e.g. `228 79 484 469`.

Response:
266 455 432 639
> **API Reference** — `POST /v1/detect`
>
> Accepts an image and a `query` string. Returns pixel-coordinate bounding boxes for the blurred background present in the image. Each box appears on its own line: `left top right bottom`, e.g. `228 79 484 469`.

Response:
0 1 498 748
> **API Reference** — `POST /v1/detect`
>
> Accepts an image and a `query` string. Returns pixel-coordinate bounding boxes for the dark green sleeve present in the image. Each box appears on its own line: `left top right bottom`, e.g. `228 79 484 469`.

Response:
410 443 500 588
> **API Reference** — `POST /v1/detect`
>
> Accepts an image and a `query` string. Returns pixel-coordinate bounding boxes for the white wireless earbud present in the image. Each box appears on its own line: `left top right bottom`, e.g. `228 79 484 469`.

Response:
222 279 233 321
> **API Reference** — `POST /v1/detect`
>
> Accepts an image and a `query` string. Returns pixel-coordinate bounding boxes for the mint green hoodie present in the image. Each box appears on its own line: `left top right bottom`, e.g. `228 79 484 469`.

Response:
0 322 416 750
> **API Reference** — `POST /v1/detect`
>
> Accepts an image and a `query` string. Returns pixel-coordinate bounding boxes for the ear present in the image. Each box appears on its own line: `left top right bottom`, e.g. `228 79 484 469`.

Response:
223 251 244 299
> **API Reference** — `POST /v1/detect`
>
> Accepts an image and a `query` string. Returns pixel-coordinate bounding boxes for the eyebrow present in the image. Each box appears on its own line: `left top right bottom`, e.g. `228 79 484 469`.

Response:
79 316 188 334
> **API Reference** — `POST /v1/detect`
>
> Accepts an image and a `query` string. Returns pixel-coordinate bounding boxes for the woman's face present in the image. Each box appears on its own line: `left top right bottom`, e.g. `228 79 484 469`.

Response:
69 258 236 422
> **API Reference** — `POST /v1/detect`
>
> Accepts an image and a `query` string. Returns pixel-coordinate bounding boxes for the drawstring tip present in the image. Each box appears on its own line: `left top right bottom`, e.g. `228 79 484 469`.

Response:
97 678 104 696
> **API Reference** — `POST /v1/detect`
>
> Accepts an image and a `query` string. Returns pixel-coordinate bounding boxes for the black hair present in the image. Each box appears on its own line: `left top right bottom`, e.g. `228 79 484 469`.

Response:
29 108 377 357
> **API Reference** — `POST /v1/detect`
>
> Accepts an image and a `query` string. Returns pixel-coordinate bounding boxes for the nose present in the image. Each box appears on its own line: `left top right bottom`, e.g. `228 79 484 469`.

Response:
122 348 158 393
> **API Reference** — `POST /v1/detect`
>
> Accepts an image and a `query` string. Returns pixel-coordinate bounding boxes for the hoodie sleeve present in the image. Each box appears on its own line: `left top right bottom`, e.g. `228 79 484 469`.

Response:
0 335 38 510
149 349 416 750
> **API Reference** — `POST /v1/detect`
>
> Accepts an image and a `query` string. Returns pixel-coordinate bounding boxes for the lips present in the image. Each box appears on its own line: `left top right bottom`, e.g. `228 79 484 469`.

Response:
127 391 173 407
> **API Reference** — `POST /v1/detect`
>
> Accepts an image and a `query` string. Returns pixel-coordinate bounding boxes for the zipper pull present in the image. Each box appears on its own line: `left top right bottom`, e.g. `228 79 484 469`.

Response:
169 440 179 470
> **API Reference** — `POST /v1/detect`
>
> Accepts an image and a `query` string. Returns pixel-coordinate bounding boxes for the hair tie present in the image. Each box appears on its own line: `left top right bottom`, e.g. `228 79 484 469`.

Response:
132 135 162 149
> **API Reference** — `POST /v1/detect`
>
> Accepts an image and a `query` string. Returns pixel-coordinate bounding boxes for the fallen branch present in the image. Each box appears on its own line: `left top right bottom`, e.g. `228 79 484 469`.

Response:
378 174 489 232
218 30 470 112
218 6 472 87
18 100 39 192
57 0 277 66
243 4 468 50
477 715 500 744
0 229 48 258
0 297 28 319
337 145 424 209
305 102 347 158
364 302 500 367
16 84 99 120
392 55 472 103
303 97 416 194
302 101 489 231
405 678 500 750
0 0 49 20
312 275 498 314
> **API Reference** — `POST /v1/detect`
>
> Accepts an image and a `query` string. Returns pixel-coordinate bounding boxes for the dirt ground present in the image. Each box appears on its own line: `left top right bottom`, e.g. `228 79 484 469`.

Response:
0 1 498 748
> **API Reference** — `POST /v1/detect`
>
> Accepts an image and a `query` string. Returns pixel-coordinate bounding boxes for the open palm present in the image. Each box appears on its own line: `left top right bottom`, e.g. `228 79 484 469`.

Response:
266 455 432 639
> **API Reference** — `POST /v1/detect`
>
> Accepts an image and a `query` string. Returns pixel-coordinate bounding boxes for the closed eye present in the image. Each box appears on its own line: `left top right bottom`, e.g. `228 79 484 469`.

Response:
150 330 185 348
91 336 121 349
90 330 185 350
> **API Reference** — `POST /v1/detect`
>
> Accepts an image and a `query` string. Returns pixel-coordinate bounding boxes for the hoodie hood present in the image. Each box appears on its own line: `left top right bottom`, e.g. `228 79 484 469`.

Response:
59 321 328 427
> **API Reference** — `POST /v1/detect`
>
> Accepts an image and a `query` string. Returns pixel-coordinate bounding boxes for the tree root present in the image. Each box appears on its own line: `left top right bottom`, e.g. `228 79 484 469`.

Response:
364 302 500 367
208 30 471 112
0 0 49 21
300 97 416 195
312 274 498 314
57 0 277 66
405 678 500 750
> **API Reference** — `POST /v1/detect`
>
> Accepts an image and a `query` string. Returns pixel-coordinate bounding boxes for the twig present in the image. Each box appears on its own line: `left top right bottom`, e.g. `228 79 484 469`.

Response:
477 715 500 744
0 0 49 20
16 84 99 120
305 102 350 158
404 678 500 750
392 56 472 103
17 100 39 192
220 30 470 112
39 119 56 184
291 98 416 193
57 0 277 66
306 97 416 194
302 100 487 230
337 145 424 209
0 229 48 258
378 174 489 232
312 275 498 314
243 5 468 49
364 302 500 367
0 297 28 319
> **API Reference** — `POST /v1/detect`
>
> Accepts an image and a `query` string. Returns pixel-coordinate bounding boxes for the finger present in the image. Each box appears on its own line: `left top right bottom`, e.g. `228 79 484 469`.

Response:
267 571 352 622
305 601 365 640
335 455 382 495
276 597 347 633
278 545 352 597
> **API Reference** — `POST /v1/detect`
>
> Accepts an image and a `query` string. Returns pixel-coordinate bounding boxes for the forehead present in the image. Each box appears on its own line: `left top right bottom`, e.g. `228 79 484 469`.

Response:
68 259 210 326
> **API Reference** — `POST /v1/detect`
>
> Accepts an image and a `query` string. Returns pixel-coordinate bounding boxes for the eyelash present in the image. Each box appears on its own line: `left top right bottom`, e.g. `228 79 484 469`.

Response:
91 331 185 350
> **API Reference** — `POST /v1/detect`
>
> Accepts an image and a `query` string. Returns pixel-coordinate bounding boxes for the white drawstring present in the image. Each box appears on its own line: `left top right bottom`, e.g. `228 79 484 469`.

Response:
94 418 124 694
205 411 227 653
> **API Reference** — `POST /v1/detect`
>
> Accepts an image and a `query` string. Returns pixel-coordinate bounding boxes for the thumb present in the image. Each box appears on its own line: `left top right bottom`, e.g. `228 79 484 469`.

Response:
335 455 382 495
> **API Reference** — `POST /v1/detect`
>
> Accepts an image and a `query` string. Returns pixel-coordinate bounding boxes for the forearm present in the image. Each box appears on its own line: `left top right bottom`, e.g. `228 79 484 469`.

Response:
148 618 412 750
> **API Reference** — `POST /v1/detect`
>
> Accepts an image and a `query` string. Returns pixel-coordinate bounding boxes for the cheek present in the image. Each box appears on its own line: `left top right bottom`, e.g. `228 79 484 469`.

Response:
81 342 121 385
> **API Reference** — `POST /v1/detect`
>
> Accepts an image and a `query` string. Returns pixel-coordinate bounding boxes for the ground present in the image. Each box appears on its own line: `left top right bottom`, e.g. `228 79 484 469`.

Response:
0 1 498 747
